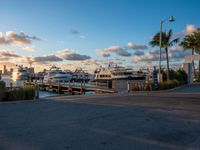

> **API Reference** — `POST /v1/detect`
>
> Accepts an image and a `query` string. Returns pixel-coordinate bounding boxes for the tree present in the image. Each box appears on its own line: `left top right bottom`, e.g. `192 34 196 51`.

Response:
194 29 200 79
180 33 197 78
180 28 200 80
150 29 179 80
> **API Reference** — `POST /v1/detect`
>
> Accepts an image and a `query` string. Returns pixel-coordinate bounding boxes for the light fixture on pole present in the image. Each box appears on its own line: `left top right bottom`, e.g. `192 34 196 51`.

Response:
158 16 175 82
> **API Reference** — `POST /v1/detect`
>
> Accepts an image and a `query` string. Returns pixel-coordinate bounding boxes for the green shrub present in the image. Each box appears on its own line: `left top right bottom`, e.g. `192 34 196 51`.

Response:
158 79 181 90
0 81 5 89
160 69 188 84
175 69 188 84
0 81 6 101
24 87 35 100
3 87 35 101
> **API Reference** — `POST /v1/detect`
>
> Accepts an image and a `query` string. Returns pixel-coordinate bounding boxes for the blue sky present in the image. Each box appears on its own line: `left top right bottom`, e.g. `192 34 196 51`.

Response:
0 0 200 71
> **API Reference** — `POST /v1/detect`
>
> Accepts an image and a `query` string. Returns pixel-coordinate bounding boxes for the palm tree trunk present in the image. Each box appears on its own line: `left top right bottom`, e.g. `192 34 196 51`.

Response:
199 51 200 80
165 48 170 80
192 49 196 79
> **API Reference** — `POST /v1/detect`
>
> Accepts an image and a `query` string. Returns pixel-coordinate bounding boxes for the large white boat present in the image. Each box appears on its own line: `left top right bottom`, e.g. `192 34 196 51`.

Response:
11 65 29 80
43 66 72 84
93 64 145 82
72 68 91 82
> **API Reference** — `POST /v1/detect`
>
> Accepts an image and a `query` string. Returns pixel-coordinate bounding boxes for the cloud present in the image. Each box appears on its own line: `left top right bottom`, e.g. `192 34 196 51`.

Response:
33 55 63 63
0 61 16 68
21 57 34 64
0 31 40 46
97 45 131 57
23 46 34 51
0 35 9 45
132 46 189 63
127 42 147 50
185 24 197 35
173 24 197 39
82 59 100 66
134 51 144 56
70 29 86 39
58 49 91 61
0 50 21 58
70 29 80 35
132 52 159 62
169 46 191 59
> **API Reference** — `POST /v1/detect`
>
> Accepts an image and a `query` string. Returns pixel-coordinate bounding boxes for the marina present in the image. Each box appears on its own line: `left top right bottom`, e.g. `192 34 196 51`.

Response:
0 1 200 150
0 63 148 99
1 75 117 98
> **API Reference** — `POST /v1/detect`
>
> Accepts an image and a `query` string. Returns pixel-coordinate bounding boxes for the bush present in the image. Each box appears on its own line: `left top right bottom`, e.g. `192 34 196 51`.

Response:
0 81 6 101
24 86 35 100
0 80 5 89
161 69 188 84
175 69 188 84
158 79 181 90
2 87 35 101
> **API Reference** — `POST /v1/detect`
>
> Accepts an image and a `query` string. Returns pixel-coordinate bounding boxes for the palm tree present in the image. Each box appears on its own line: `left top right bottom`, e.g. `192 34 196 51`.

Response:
180 34 197 78
150 29 179 80
194 29 200 79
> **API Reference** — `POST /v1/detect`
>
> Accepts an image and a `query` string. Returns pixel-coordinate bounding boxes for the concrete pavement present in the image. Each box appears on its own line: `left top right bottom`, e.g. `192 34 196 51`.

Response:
171 83 200 93
0 88 200 150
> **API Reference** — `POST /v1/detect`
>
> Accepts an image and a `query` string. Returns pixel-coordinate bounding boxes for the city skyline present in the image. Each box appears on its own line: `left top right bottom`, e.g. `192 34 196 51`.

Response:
0 0 200 72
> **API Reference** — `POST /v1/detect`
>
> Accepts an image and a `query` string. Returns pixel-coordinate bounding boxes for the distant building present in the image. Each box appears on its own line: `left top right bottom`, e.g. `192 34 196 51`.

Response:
3 65 8 75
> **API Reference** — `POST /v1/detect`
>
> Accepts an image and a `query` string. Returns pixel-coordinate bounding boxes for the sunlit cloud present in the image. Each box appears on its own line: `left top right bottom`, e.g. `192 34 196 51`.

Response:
0 50 21 59
23 46 34 51
185 24 197 35
127 42 147 50
0 31 40 46
58 49 91 61
97 45 131 57
33 55 63 63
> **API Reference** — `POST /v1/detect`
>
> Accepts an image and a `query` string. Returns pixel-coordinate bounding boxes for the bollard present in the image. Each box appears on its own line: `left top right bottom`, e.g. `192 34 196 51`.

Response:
35 84 39 99
10 82 13 91
68 81 70 95
127 82 130 92
80 81 83 95
58 82 61 94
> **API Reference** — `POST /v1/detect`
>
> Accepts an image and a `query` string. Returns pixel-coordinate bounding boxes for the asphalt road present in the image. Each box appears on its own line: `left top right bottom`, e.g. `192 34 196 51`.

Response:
0 85 200 150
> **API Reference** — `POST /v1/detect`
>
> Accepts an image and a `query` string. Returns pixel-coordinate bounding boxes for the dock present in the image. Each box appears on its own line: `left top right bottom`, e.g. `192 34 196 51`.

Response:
25 81 116 95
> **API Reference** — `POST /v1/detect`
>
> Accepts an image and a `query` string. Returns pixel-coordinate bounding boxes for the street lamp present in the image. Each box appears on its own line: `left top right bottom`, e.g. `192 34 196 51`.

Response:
158 16 175 82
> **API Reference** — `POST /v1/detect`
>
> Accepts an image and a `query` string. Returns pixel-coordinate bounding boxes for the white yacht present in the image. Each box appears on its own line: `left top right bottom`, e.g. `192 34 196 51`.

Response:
11 65 29 80
93 64 145 82
43 66 72 84
72 68 91 82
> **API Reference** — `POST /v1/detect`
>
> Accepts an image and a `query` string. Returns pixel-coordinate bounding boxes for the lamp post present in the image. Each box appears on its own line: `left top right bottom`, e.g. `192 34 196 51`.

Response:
158 16 175 82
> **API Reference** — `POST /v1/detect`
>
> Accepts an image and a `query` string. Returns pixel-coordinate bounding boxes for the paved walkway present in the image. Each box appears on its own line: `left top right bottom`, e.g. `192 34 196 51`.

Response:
0 92 200 150
171 83 200 93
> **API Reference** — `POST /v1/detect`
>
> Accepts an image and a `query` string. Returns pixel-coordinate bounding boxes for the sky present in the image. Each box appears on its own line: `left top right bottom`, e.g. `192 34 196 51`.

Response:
0 0 200 72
